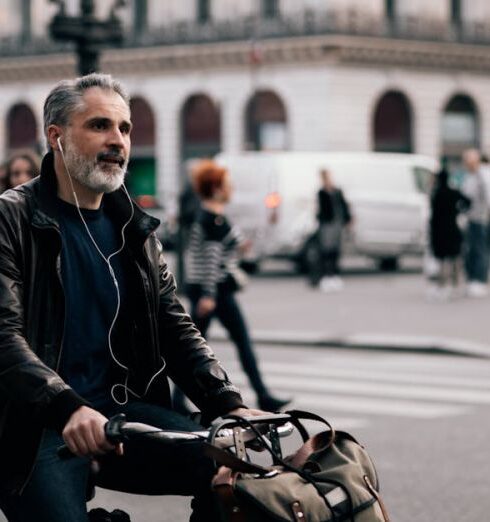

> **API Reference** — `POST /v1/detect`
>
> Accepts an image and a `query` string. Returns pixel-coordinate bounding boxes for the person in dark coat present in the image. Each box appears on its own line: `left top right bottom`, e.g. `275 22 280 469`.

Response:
429 167 470 296
314 169 352 292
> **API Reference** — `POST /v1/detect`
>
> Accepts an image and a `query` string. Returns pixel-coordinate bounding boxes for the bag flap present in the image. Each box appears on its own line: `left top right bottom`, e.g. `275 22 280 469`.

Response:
235 470 334 522
306 432 379 509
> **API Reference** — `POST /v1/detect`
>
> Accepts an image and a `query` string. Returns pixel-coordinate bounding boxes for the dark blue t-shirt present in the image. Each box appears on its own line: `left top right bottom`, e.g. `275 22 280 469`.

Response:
56 198 128 408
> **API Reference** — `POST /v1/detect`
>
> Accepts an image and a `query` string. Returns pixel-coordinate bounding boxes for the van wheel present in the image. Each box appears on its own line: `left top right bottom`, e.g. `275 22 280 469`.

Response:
377 257 399 272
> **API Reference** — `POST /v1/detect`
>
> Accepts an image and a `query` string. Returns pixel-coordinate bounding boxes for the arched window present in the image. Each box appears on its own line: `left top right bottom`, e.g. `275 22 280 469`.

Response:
373 91 413 153
441 94 479 164
127 97 157 208
7 103 37 153
181 94 221 161
245 90 287 151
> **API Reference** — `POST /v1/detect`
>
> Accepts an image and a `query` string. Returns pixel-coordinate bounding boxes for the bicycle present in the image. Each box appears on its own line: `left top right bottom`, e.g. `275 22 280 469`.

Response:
58 413 294 521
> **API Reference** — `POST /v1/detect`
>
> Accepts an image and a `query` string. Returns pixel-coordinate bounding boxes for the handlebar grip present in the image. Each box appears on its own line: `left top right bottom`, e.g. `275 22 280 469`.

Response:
57 413 127 460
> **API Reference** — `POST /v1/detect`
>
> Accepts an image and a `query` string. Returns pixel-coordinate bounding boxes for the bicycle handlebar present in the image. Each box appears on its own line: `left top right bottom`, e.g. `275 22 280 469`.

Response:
57 413 294 460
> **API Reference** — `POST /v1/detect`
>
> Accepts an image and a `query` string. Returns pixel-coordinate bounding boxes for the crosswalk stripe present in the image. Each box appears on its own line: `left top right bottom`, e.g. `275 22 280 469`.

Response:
234 372 490 404
294 353 490 377
289 393 467 419
234 378 467 418
236 361 490 389
213 346 487 420
237 391 368 430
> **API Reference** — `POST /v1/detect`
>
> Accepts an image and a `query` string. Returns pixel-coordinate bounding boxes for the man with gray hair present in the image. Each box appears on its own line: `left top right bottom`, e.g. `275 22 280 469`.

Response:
0 73 263 521
461 148 489 297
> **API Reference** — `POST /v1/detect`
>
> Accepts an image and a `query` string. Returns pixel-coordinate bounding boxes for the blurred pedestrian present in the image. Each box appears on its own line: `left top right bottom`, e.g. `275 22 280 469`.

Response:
175 166 201 285
174 159 290 413
461 149 489 297
428 167 470 300
4 151 40 190
480 154 490 267
314 168 352 292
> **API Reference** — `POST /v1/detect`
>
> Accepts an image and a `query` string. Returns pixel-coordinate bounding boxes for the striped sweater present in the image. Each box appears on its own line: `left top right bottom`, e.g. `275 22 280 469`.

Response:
185 207 244 297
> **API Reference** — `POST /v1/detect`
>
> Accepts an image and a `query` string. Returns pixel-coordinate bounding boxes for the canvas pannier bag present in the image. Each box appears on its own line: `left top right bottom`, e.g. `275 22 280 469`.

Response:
205 410 390 522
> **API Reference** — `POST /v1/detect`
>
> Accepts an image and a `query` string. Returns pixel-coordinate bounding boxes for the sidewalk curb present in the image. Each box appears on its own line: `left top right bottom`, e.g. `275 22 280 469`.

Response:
208 328 490 359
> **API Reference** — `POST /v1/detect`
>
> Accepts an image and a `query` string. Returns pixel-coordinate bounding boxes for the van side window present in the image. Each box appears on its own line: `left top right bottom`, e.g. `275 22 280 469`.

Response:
413 167 432 194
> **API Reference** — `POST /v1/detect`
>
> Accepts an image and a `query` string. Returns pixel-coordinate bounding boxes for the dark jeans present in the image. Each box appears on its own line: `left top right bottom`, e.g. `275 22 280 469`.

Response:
174 288 268 409
321 250 340 277
465 221 488 283
0 401 219 522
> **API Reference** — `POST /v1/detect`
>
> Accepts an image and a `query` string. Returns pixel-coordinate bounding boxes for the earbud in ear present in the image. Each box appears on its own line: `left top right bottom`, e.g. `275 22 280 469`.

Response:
56 136 64 153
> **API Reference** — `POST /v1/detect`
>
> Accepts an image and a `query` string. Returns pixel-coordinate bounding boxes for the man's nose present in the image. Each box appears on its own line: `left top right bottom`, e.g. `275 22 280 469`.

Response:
107 128 126 149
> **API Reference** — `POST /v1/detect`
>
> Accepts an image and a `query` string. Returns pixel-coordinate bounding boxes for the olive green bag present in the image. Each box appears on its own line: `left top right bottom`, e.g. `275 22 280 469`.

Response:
206 410 390 522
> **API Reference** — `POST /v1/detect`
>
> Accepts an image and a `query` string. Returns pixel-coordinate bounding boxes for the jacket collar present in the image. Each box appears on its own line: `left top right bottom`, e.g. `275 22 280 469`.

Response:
32 152 160 240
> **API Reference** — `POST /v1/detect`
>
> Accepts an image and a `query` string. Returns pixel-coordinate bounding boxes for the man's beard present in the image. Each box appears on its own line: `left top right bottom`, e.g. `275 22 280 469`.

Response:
62 138 128 194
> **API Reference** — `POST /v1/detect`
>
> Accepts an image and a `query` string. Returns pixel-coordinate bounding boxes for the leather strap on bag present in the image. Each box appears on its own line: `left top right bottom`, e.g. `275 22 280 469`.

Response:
213 468 247 522
285 410 336 444
364 475 391 522
203 442 273 475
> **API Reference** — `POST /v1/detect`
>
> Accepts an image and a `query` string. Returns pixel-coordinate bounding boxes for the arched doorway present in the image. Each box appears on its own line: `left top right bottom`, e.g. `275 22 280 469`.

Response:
181 94 221 161
441 94 479 168
245 90 287 151
373 91 413 153
7 103 38 153
127 97 156 208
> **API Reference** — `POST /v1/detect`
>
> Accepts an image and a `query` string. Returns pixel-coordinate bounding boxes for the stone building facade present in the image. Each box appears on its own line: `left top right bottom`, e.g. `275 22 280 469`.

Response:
1 0 490 212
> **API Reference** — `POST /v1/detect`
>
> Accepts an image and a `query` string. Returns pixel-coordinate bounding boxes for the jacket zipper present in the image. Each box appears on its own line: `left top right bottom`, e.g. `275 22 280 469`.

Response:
54 252 66 372
139 247 158 367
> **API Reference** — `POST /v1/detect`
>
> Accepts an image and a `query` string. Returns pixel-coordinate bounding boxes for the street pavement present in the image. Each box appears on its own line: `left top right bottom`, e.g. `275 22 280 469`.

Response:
206 256 490 357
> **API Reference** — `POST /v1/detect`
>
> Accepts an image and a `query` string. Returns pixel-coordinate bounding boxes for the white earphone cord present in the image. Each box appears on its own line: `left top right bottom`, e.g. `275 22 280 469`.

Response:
57 138 166 405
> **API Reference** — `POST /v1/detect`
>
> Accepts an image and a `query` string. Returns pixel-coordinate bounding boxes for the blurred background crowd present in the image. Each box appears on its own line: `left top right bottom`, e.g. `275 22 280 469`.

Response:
2 1 490 296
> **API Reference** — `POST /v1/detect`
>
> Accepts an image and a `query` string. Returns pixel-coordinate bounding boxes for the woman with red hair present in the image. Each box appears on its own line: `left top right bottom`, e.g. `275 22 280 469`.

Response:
175 159 290 413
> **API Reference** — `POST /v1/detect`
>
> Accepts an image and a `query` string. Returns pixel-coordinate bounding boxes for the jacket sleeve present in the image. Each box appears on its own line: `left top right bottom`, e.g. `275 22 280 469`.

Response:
154 239 245 419
340 190 352 224
0 197 87 433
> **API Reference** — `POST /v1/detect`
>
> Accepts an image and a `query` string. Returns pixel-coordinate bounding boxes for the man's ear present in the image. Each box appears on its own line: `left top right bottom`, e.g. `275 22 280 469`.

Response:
47 125 63 151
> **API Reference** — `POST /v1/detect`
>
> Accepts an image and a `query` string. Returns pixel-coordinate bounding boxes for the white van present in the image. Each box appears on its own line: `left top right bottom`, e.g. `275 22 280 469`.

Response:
215 151 438 271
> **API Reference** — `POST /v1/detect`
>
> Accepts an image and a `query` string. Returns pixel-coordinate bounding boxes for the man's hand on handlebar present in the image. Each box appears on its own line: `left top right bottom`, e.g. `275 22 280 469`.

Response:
227 406 270 417
62 406 124 458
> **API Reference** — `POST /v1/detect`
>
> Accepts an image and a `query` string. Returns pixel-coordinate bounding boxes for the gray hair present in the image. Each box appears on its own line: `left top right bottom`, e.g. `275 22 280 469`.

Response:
43 73 130 143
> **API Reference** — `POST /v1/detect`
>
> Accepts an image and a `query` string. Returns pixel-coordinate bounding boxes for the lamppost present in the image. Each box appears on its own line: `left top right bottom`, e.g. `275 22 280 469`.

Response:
49 0 126 75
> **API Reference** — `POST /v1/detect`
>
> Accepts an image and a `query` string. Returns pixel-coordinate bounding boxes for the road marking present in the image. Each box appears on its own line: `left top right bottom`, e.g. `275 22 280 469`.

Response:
255 361 490 389
238 391 368 429
233 375 467 419
235 372 490 404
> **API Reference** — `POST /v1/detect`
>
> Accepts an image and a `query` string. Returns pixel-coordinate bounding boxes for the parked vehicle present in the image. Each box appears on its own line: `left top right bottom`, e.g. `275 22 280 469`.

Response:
215 151 438 272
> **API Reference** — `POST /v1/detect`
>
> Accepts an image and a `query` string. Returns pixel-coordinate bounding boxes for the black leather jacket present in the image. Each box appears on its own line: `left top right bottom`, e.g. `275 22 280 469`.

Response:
0 153 244 495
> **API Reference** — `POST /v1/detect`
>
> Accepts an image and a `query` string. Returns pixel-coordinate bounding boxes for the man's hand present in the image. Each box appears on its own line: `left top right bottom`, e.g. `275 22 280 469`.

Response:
197 297 216 318
227 407 268 417
62 406 123 457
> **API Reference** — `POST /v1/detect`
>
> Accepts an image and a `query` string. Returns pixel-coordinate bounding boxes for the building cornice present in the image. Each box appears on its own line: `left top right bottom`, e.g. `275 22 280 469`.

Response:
1 34 490 84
